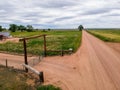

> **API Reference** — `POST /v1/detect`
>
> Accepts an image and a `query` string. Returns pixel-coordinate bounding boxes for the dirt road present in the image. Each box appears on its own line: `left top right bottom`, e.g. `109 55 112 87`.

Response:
106 42 120 53
0 31 120 90
34 31 120 90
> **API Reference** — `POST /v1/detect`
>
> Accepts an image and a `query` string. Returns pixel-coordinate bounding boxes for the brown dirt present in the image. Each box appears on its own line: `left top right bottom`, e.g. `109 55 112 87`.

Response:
106 42 120 53
0 31 120 90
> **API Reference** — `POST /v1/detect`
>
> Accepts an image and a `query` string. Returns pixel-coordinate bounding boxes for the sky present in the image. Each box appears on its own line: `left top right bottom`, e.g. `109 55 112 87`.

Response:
0 0 120 29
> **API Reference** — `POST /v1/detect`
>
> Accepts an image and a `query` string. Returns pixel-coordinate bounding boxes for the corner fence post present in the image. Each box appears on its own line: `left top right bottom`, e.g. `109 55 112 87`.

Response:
39 72 44 83
23 38 28 72
43 35 47 57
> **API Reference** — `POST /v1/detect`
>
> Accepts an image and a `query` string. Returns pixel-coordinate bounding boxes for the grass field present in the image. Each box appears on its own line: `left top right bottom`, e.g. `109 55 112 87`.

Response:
87 30 120 42
0 30 82 56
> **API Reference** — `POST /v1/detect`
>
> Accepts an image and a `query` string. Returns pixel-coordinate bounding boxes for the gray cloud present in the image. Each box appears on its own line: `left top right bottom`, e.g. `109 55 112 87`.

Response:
82 8 111 15
108 14 120 16
53 16 74 22
36 0 76 8
0 0 120 28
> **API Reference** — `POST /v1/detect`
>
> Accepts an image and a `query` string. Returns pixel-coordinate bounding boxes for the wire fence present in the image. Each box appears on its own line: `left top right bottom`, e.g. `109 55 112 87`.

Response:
28 55 43 67
0 54 43 70
0 58 24 70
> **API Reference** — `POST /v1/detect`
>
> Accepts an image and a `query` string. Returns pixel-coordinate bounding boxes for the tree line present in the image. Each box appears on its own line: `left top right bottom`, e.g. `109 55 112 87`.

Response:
0 24 34 32
0 24 84 32
9 24 34 32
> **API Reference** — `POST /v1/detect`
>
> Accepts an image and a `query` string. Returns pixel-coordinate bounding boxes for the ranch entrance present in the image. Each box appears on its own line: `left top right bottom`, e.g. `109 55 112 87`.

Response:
20 35 47 70
0 33 73 70
0 34 46 70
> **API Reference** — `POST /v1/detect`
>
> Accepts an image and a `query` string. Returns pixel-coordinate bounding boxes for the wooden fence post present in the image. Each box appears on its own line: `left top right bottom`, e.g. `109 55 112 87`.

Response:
6 59 8 68
23 39 28 72
39 72 44 83
43 35 47 57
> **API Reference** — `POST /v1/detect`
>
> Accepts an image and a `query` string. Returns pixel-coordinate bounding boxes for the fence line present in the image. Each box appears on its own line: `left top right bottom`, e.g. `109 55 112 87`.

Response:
0 54 43 70
0 59 24 70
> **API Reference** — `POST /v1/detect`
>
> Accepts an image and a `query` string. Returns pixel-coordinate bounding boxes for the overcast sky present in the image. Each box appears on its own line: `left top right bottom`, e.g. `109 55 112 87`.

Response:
0 0 120 29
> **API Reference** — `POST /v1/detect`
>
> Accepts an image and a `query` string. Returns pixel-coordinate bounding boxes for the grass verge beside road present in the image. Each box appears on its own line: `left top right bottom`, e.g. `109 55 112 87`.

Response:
87 30 120 42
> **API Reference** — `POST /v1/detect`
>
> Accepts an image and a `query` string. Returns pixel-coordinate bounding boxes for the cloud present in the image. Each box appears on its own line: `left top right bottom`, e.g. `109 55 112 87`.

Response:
108 14 120 16
34 0 76 8
82 8 111 15
0 0 120 28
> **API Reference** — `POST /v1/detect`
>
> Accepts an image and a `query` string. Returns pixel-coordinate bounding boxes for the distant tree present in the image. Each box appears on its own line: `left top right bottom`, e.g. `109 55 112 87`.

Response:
48 28 51 31
18 25 26 32
0 25 3 32
26 25 33 32
9 24 18 32
78 25 84 31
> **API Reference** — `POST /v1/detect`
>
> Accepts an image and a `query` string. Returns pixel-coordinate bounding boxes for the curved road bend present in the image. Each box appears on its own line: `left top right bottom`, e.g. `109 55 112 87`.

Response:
34 30 120 90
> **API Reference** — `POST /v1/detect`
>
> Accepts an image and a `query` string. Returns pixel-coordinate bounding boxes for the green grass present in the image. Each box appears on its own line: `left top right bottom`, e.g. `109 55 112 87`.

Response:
37 85 61 90
0 30 82 56
87 30 120 42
